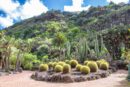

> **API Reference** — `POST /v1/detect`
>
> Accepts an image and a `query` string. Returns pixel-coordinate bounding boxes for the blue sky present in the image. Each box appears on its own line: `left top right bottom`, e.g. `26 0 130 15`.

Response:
0 0 129 29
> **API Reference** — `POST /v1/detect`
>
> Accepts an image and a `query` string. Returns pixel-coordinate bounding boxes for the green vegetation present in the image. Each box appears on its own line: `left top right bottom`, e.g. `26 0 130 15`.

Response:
0 3 130 72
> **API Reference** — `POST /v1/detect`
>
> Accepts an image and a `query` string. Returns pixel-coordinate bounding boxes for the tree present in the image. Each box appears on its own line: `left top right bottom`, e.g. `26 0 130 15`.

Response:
53 32 67 60
0 31 15 72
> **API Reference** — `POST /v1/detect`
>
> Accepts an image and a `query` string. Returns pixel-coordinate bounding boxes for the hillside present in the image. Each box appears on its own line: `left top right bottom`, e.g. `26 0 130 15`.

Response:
2 3 130 60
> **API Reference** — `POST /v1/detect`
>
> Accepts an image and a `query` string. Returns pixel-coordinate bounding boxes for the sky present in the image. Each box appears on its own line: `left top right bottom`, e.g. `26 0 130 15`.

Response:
0 0 130 29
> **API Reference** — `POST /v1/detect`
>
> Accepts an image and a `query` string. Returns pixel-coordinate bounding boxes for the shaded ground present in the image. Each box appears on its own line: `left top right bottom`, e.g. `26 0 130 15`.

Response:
0 70 129 87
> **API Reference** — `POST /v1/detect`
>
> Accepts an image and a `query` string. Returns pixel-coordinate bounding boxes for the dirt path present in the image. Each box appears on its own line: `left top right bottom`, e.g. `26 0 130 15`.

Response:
0 70 129 87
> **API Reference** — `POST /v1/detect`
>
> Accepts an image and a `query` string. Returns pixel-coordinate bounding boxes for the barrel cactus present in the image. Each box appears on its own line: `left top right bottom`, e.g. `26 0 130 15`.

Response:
39 64 48 72
87 61 98 72
63 64 71 74
80 66 90 74
54 65 63 72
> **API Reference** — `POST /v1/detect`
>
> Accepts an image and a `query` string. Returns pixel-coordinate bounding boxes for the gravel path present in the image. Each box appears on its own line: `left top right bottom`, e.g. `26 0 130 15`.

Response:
0 70 128 87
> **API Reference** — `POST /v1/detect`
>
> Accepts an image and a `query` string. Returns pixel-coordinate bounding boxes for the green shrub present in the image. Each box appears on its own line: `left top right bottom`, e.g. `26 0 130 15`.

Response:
76 64 82 71
10 55 17 66
100 62 109 70
87 61 98 72
63 64 71 74
70 60 78 68
80 66 90 74
24 63 33 70
32 60 41 70
54 65 63 72
22 53 37 70
39 64 48 72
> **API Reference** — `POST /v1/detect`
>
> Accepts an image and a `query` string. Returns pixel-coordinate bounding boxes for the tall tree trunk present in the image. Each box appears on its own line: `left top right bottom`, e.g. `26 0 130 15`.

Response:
15 50 21 71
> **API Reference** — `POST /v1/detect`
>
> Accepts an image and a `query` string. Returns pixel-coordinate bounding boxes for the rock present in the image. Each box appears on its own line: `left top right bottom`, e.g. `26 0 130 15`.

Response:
61 75 74 83
74 76 87 82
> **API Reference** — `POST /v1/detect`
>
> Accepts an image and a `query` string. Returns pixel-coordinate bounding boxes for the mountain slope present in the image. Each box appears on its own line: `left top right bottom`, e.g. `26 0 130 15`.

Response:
2 3 130 59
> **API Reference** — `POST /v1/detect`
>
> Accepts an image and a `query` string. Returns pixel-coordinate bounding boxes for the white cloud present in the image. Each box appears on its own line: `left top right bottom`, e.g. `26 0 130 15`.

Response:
64 0 91 12
0 0 48 28
0 16 13 28
20 0 48 19
107 0 129 4
0 0 20 14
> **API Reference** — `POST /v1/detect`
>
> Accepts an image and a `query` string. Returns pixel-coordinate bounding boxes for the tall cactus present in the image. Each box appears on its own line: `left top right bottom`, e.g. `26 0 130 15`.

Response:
65 41 71 60
77 38 90 63
94 34 100 58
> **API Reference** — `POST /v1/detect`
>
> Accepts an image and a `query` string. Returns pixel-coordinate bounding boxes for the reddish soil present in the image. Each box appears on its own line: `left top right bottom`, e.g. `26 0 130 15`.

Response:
0 70 129 87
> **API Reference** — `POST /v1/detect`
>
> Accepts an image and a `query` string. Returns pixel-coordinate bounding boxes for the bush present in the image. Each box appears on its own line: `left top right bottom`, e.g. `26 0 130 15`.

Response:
76 64 82 71
63 64 71 74
22 53 37 70
32 60 41 70
80 66 90 74
100 62 109 70
54 65 63 72
70 60 78 68
87 61 98 72
24 63 33 70
39 64 48 72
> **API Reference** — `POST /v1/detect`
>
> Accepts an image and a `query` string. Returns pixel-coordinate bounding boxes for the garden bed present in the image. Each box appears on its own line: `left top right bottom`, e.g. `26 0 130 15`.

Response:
31 69 112 83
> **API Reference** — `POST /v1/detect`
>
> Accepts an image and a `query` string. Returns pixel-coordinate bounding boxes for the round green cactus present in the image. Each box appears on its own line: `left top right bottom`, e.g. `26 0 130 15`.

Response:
65 60 70 64
63 64 71 74
100 62 109 70
84 60 91 65
48 62 53 68
39 64 48 72
76 64 82 71
87 61 98 72
54 65 63 72
57 61 66 66
70 60 78 68
80 66 90 74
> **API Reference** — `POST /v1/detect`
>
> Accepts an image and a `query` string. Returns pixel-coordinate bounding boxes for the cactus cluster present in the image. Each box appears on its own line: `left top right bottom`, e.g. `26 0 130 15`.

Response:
39 59 109 75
